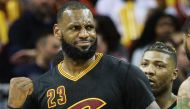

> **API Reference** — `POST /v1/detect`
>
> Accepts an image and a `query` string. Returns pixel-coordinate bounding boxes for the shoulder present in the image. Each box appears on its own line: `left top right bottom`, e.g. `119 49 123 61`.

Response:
177 77 190 109
32 67 57 90
102 54 147 80
128 64 151 89
30 68 56 99
102 54 146 75
102 54 130 68
33 68 55 84
127 64 147 78
178 77 190 96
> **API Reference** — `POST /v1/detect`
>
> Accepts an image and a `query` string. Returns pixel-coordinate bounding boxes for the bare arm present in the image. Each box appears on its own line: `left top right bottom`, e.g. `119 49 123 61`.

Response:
177 77 190 109
146 101 160 109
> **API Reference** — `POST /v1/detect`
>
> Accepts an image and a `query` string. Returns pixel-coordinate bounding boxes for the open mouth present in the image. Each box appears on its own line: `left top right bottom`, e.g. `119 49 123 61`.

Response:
148 79 155 86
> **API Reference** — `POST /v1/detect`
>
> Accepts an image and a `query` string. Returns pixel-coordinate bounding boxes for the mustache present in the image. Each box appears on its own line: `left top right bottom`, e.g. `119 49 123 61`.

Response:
74 38 96 44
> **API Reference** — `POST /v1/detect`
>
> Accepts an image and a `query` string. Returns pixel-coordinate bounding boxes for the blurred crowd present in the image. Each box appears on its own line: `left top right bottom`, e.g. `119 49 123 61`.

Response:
0 0 190 109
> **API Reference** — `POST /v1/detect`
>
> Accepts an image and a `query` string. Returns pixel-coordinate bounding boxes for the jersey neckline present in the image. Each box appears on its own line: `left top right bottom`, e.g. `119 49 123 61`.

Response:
57 53 103 81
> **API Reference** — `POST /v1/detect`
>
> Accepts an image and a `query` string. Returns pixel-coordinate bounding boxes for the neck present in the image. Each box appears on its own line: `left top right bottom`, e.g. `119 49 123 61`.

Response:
156 84 176 109
62 53 96 76
35 54 49 69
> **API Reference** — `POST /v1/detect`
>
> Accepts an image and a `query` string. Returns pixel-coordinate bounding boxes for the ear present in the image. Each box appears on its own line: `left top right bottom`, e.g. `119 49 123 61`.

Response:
172 68 178 80
53 24 62 40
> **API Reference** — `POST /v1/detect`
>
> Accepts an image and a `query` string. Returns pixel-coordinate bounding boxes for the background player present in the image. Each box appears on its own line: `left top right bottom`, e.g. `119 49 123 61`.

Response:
177 19 190 109
140 42 178 109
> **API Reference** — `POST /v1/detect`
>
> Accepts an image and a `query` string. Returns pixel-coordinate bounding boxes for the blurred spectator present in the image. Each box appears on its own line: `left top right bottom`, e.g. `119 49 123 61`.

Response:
177 44 190 76
176 0 190 22
95 15 128 61
169 33 190 74
171 33 190 95
119 0 157 47
0 1 8 54
130 11 180 66
0 83 9 109
8 0 56 65
0 10 8 47
166 0 190 23
0 0 21 82
13 34 61 80
174 46 189 96
155 0 167 11
96 0 125 34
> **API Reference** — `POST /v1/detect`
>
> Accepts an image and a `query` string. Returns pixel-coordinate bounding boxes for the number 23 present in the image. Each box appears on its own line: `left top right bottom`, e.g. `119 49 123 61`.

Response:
47 86 66 108
47 86 106 109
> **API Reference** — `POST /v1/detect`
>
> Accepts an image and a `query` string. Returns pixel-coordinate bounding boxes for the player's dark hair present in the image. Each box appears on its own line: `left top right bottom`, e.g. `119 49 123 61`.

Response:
145 41 177 67
57 1 89 22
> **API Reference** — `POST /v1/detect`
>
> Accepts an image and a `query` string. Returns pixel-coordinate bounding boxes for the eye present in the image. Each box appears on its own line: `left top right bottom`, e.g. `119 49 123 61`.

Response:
140 62 148 67
156 64 164 69
86 25 94 31
70 26 81 31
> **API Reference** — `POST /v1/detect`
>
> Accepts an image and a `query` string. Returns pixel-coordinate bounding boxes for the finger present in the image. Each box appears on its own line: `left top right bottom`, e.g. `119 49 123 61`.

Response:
23 83 34 95
10 77 32 85
10 77 31 82
22 82 33 90
16 80 33 89
10 78 32 91
19 82 34 95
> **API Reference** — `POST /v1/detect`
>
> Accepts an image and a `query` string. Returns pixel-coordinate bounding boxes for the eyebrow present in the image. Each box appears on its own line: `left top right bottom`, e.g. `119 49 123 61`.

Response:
68 21 95 26
142 59 167 64
68 22 80 25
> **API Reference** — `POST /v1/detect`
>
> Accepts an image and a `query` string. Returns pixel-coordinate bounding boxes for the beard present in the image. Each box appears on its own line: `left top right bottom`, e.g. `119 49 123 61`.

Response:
152 83 170 97
185 43 190 61
61 37 97 61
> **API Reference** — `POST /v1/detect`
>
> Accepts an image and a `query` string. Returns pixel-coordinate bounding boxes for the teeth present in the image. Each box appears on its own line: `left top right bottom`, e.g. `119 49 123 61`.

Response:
150 82 154 86
149 79 154 83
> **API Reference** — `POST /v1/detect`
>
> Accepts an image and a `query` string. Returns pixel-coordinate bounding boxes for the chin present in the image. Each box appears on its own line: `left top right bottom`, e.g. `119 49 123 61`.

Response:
152 89 161 97
78 45 91 52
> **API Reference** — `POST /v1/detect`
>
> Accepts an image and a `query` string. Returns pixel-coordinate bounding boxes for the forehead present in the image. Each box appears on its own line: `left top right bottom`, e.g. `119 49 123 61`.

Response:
60 9 94 25
158 17 172 23
142 51 171 63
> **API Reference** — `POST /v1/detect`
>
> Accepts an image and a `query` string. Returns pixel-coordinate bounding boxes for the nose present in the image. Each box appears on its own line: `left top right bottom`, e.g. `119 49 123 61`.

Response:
78 28 89 39
143 65 156 76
